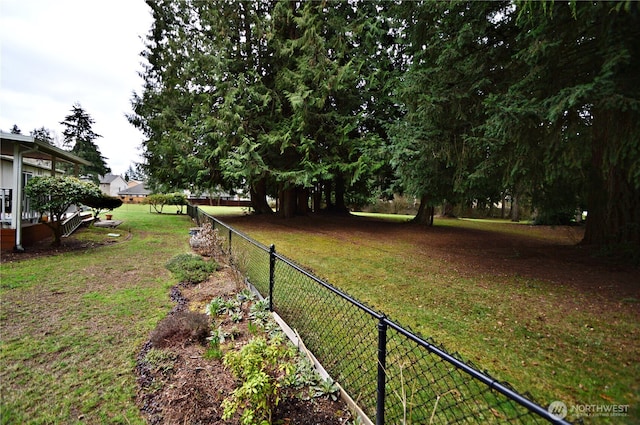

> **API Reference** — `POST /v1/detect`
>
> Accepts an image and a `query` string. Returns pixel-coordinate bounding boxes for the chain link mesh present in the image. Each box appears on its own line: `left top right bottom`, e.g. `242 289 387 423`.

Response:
383 326 548 424
273 257 379 417
188 207 567 424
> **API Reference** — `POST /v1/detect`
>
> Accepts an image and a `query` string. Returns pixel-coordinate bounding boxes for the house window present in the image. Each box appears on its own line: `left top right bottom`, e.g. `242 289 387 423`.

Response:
22 172 33 188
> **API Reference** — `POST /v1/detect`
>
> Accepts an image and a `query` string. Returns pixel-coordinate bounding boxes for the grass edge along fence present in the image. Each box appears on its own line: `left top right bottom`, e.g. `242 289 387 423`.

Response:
188 205 572 425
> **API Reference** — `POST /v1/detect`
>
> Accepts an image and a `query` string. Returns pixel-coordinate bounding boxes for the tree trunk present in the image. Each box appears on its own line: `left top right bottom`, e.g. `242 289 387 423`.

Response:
45 219 63 247
332 175 349 214
582 164 607 245
511 192 520 222
582 161 640 247
280 186 297 218
441 200 455 218
249 179 273 214
297 187 309 215
312 183 322 212
323 180 334 211
582 109 640 248
413 195 434 226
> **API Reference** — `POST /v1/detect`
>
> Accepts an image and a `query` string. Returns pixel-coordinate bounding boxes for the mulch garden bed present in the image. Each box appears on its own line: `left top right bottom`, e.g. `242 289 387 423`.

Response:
134 262 354 425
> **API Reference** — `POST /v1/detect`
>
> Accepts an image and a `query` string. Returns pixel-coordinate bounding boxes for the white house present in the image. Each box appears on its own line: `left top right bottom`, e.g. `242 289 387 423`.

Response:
0 131 90 251
99 173 128 197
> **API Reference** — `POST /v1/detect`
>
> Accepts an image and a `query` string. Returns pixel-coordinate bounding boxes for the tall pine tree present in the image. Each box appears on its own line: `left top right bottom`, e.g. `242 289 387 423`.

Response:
60 103 110 182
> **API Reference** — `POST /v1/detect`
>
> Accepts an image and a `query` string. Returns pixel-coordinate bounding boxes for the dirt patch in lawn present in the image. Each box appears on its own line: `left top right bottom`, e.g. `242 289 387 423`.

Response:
1 231 126 263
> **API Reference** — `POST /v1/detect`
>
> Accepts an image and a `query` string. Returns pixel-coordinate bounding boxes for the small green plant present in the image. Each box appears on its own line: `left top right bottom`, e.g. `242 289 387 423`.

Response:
247 321 259 336
249 298 271 325
224 298 241 312
165 253 217 284
204 338 223 360
205 297 227 316
229 326 242 339
144 348 176 374
210 326 234 345
230 311 244 323
283 356 317 391
252 298 269 311
312 378 340 401
237 288 255 303
221 335 298 424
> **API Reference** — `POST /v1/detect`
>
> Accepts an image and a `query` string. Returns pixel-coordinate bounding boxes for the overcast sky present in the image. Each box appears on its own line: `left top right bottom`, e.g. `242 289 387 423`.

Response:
0 0 153 176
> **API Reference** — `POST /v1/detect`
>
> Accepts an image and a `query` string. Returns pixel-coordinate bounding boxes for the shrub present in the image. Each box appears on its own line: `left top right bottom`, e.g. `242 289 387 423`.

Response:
190 223 225 257
165 253 217 284
150 311 210 348
24 176 101 246
145 192 188 214
82 192 123 219
167 192 188 214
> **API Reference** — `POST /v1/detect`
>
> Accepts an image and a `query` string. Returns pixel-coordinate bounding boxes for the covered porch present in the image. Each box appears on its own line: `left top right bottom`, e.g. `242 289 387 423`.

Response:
1 131 91 251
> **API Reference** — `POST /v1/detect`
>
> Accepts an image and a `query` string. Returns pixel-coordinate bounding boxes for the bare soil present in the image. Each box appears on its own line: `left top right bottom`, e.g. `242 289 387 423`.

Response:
1 236 120 263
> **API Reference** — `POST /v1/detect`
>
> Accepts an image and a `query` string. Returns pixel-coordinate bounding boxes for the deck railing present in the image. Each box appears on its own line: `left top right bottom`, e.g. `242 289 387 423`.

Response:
1 187 40 226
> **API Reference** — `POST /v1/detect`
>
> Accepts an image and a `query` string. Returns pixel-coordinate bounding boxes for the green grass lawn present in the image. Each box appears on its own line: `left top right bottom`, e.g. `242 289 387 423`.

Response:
0 204 194 424
2 205 637 424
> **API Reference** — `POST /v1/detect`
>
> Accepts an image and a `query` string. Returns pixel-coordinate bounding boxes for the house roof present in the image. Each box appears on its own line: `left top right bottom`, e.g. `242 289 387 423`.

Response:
118 183 151 196
0 131 91 166
100 173 124 184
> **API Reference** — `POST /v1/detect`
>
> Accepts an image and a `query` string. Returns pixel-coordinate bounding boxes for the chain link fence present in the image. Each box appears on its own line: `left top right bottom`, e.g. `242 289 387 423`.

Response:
188 206 572 425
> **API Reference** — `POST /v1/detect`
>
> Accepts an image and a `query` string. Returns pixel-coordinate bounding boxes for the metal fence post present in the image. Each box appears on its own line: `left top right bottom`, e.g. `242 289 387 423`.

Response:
377 317 387 425
228 228 233 256
269 244 276 311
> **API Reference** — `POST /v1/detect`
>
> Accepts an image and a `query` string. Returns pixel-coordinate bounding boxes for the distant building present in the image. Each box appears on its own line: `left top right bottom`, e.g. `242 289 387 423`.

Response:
118 183 151 203
99 174 128 197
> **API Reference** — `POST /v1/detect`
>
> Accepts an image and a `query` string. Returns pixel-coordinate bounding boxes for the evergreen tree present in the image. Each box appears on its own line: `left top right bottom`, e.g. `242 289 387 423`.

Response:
130 0 639 250
391 1 512 224
485 1 640 245
266 1 372 216
131 0 385 217
30 127 54 144
60 103 110 182
130 0 272 207
125 163 145 181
